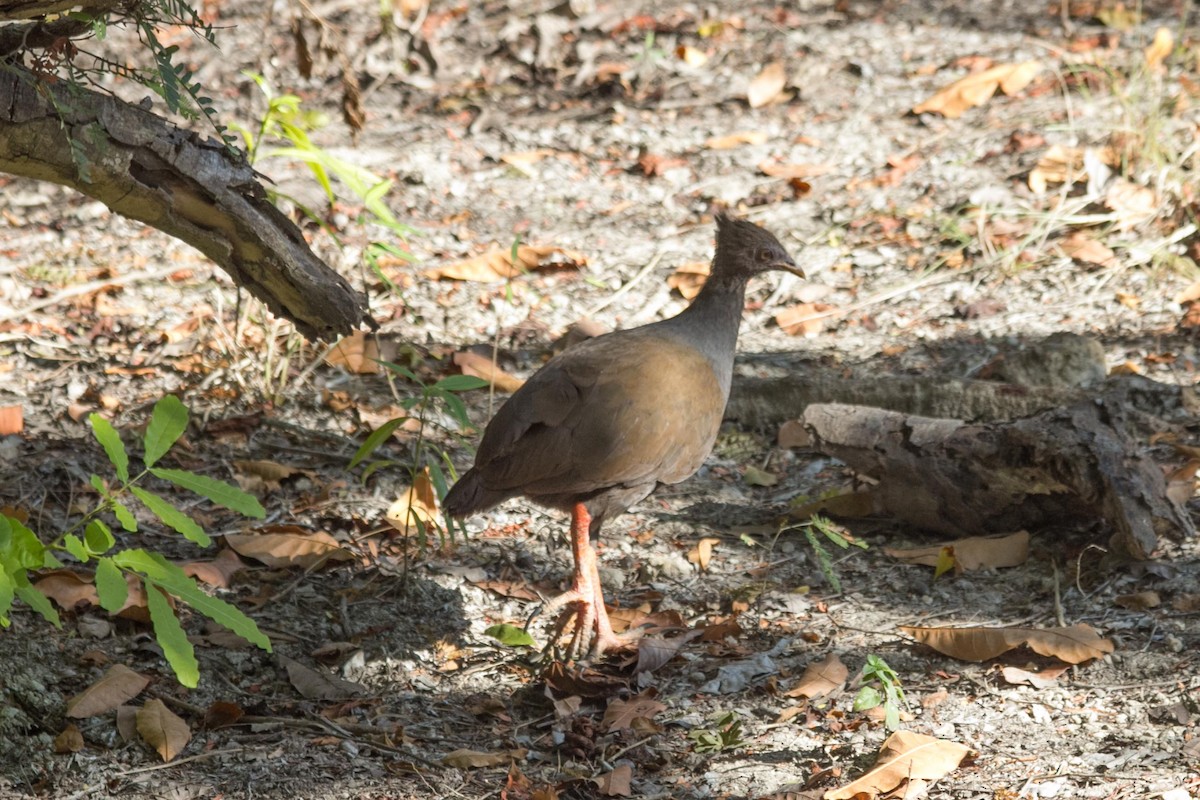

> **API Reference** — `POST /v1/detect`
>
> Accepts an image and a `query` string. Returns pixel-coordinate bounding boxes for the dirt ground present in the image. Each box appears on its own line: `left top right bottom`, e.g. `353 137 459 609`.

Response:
2 1 1199 798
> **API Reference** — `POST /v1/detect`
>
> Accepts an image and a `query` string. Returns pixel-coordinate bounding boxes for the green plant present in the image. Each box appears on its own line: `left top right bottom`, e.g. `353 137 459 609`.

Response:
853 654 906 731
349 366 488 546
782 514 867 593
0 396 270 687
231 73 412 240
687 711 748 754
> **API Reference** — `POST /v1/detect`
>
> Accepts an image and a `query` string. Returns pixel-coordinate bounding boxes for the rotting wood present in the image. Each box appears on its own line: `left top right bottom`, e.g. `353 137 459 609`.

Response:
800 401 1193 559
0 64 371 341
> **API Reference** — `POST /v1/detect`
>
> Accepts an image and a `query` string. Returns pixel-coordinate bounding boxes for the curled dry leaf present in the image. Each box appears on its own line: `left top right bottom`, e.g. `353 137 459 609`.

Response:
687 537 721 570
758 160 832 179
602 690 667 732
181 548 246 589
667 261 710 300
54 724 85 754
386 467 442 535
280 654 366 700
35 569 100 611
1115 591 1161 611
747 61 788 108
1144 27 1173 70
1057 232 1117 267
442 748 528 769
775 303 834 337
1104 178 1158 230
136 699 191 762
912 60 1041 118
884 530 1030 574
1028 144 1117 193
453 351 526 393
0 404 22 435
232 459 306 491
67 664 151 718
427 245 587 282
825 730 971 800
325 331 381 375
705 130 768 149
999 664 1069 688
777 419 810 448
900 622 1114 664
595 762 633 797
225 526 353 569
785 652 848 699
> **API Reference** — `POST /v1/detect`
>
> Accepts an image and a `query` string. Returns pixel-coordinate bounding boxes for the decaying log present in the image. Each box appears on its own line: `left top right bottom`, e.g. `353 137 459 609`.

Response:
801 401 1194 559
0 64 370 340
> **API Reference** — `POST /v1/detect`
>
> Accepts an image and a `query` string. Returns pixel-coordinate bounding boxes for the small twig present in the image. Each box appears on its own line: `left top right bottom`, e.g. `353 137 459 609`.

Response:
586 252 664 317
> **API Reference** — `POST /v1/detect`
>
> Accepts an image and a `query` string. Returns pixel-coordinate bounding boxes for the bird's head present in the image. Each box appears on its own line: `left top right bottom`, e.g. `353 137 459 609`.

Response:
712 212 804 280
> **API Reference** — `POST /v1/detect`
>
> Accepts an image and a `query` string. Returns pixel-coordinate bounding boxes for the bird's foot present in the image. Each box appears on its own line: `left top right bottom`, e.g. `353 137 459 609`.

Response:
535 585 641 660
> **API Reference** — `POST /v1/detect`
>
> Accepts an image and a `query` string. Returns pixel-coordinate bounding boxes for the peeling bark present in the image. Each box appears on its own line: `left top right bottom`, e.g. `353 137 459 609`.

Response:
0 64 371 340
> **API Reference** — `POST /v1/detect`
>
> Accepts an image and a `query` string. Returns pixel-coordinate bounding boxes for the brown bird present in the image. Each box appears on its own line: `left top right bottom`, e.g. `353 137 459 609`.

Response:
443 214 802 656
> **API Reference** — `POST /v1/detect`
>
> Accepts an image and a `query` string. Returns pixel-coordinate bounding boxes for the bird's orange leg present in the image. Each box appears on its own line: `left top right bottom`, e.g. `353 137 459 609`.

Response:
537 503 637 658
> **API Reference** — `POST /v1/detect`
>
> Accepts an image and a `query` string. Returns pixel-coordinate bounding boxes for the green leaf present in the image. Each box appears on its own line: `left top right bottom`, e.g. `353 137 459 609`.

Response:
94 557 127 613
14 572 60 628
884 702 900 731
149 469 265 518
0 567 13 627
483 623 536 648
145 582 199 688
84 520 115 556
349 417 408 469
113 549 270 651
375 360 420 382
852 685 882 712
130 486 211 547
89 414 129 482
112 501 138 533
64 534 90 563
143 395 188 468
1 517 47 570
436 390 472 429
434 374 490 392
89 474 108 495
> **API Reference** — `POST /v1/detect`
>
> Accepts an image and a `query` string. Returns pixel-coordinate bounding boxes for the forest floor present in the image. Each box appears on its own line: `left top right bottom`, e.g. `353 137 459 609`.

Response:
1 1 1199 798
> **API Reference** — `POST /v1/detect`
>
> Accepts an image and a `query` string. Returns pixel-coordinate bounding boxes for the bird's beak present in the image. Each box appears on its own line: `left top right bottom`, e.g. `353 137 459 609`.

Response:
775 258 805 279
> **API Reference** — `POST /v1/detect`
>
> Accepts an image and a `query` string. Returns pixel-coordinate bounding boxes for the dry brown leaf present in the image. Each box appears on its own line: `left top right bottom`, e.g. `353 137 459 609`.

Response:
666 261 710 300
67 664 151 718
1105 178 1158 229
676 45 708 67
1115 590 1162 610
901 623 1114 664
34 570 100 611
758 160 833 180
705 130 768 149
775 303 833 337
442 748 527 769
747 61 787 108
595 762 633 797
1144 27 1173 71
1174 280 1200 305
885 531 1030 574
635 630 702 675
452 351 526 393
203 700 246 729
1028 144 1118 193
0 404 22 435
500 149 554 173
325 331 380 375
54 724 85 754
427 245 586 282
785 652 848 699
181 549 247 589
999 664 1068 688
136 699 191 762
602 691 667 732
225 527 353 569
777 419 810 448
1057 231 1117 267
280 655 365 700
386 467 441 536
789 491 876 520
232 459 305 491
687 537 721 571
825 730 971 800
912 61 1041 118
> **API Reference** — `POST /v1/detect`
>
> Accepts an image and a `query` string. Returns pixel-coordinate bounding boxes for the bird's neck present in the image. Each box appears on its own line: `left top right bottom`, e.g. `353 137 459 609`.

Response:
662 271 748 398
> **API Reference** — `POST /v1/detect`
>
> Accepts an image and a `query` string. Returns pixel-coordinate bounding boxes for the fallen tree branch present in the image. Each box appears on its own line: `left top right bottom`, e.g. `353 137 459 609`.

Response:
0 64 371 340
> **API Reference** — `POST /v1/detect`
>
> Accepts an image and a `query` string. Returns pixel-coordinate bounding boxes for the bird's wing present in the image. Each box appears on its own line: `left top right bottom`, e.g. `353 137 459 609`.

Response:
471 334 725 497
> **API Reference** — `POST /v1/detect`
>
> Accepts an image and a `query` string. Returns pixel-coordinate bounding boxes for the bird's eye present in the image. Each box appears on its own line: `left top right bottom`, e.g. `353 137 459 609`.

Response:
756 248 772 263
